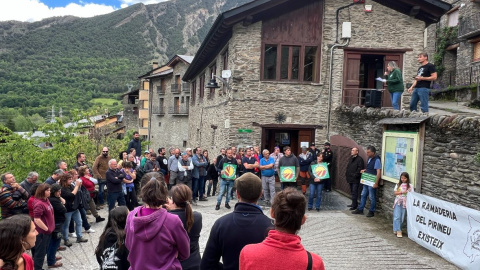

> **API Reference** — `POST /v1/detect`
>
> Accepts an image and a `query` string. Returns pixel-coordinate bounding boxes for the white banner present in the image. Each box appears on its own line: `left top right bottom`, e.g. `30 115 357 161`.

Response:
407 192 480 270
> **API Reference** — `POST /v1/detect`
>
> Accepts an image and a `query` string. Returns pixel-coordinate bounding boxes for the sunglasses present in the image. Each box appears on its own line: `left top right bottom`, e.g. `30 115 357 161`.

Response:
103 151 109 153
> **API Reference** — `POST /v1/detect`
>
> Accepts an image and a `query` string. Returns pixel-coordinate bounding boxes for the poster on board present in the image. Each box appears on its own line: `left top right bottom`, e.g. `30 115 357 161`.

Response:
407 192 480 270
382 131 419 186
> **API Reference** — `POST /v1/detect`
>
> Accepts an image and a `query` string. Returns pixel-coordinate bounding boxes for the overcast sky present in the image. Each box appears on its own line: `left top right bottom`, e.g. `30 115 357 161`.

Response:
0 0 168 22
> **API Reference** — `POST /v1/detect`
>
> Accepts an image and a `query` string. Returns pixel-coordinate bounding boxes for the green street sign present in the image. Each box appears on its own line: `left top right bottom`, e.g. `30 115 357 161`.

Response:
238 129 253 133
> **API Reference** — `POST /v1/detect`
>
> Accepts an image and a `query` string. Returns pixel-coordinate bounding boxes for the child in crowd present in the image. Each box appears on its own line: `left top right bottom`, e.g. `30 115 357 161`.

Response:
95 206 130 270
121 161 138 211
393 172 414 238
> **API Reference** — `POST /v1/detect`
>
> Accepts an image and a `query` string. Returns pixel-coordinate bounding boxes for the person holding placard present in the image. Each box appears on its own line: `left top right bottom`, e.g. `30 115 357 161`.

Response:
352 146 381 218
215 148 238 211
307 153 329 211
278 146 300 189
393 172 413 238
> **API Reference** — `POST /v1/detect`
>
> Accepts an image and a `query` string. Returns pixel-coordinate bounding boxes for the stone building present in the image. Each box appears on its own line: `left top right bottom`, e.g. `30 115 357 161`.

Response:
136 55 193 150
182 0 451 155
122 88 140 134
426 0 480 90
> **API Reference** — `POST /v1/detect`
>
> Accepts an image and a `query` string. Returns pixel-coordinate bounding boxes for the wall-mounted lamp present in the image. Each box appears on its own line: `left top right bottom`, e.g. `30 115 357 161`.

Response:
365 4 372 12
206 70 235 98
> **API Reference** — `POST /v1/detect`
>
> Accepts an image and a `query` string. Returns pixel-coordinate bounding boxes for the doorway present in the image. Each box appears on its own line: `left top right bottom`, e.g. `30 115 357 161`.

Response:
261 127 315 156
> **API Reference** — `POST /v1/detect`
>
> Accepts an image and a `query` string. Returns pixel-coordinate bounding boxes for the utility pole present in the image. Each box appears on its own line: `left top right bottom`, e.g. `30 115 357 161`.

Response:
50 106 55 123
59 107 63 119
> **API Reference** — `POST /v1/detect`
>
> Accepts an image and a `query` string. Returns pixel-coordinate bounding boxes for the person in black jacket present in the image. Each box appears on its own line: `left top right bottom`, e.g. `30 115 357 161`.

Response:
127 131 142 157
60 173 87 246
47 184 66 268
95 206 130 270
106 159 126 211
167 184 202 270
345 148 365 210
206 158 218 197
201 172 273 270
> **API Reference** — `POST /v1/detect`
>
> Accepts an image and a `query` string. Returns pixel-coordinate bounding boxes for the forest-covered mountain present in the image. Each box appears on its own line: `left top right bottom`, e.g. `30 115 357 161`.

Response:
0 0 251 129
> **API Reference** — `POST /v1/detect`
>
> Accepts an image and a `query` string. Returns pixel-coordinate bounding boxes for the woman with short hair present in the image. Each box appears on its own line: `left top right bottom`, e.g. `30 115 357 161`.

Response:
240 188 325 270
384 61 405 110
59 173 87 247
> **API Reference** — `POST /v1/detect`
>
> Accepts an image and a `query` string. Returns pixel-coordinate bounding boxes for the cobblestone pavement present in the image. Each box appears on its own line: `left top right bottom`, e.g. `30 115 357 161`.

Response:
38 188 458 270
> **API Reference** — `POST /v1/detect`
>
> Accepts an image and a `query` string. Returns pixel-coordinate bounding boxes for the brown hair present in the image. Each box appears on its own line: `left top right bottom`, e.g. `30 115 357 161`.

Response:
418 52 428 59
272 187 306 234
140 172 167 208
59 173 73 188
0 215 33 270
235 172 262 204
283 146 291 152
169 184 194 232
78 166 89 177
123 161 133 169
34 183 51 199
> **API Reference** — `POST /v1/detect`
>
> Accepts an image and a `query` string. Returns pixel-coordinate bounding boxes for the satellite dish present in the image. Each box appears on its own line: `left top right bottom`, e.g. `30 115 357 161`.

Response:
222 70 231 79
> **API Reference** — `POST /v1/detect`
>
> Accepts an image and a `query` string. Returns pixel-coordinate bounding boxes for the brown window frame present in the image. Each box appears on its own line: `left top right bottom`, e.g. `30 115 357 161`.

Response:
199 73 205 100
261 43 320 83
191 80 196 105
474 41 480 62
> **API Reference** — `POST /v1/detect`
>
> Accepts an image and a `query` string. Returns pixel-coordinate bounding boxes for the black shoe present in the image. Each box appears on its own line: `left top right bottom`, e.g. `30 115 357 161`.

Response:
215 204 220 210
326 190 331 192
225 203 231 209
352 209 364 215
308 208 312 211
199 198 208 201
76 237 88 243
96 216 105 222
366 211 375 217
316 208 320 212
349 207 357 211
64 240 72 247
347 204 353 207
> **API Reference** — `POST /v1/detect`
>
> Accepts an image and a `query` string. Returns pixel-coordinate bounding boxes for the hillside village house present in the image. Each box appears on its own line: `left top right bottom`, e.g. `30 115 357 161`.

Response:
425 0 480 97
182 0 451 155
128 55 193 150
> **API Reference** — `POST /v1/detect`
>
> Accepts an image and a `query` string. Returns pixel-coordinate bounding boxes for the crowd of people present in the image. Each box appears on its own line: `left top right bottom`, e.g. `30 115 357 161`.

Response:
0 130 415 270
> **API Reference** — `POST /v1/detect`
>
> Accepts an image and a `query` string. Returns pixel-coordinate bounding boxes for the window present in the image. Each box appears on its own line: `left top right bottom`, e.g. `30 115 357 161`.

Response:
159 98 164 110
191 81 196 104
142 119 148 128
447 8 459 27
474 41 480 62
199 74 205 100
142 81 149 90
262 44 318 82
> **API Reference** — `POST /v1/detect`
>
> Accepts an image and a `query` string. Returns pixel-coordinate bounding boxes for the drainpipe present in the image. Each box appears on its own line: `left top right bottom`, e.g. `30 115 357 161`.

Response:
326 38 350 141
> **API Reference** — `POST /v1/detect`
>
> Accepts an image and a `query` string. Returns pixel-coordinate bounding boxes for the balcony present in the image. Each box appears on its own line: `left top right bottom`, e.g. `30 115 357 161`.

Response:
168 106 189 116
157 86 165 95
171 84 180 94
459 13 480 39
182 83 190 93
151 105 165 115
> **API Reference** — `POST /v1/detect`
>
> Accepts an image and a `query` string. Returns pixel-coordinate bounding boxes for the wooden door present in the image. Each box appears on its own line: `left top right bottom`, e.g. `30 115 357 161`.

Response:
298 129 312 154
383 54 403 107
174 97 179 113
343 52 361 106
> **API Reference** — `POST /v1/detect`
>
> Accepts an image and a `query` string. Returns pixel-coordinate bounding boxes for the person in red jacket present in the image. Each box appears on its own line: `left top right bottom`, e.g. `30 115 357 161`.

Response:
239 188 325 270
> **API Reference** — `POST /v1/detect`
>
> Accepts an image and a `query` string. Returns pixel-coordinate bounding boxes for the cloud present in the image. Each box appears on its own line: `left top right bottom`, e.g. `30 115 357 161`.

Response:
0 0 117 22
120 0 168 5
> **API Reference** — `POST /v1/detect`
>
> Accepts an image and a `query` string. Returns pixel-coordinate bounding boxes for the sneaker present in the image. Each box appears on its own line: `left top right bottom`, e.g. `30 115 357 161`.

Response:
85 228 95 233
69 232 76 238
352 209 364 215
349 207 357 211
225 203 231 209
64 240 72 247
316 208 320 212
347 204 353 207
366 211 375 217
76 237 88 243
96 216 106 222
215 204 220 210
199 198 208 201
397 231 403 238
48 262 63 268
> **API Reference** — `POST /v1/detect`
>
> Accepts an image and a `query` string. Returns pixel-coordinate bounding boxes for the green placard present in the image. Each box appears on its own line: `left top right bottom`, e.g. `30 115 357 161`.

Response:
238 129 253 133
222 163 237 179
279 166 296 182
311 163 330 180
360 173 377 187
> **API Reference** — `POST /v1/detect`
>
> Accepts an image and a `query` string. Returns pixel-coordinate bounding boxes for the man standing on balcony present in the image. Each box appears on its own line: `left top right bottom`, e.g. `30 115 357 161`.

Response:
407 52 437 113
127 131 142 157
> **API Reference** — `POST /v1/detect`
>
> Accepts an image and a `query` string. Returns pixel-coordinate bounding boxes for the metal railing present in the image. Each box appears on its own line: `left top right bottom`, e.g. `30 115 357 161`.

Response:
182 83 190 93
168 106 189 115
459 13 480 39
151 105 165 115
438 64 480 87
342 88 384 107
157 86 165 95
171 84 180 93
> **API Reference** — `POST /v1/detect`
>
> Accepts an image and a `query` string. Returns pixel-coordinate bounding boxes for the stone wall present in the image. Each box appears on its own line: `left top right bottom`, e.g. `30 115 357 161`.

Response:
330 105 480 220
122 95 139 133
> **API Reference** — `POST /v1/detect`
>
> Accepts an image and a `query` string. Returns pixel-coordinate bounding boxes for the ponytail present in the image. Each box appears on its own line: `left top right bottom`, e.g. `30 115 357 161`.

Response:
185 202 194 233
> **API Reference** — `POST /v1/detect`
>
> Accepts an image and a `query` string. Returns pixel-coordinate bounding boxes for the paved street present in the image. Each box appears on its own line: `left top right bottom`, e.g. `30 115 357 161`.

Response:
39 189 458 270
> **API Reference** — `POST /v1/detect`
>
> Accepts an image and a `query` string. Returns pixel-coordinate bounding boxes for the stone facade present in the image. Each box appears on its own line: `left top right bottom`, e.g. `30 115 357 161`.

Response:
187 0 429 154
330 105 480 219
122 90 140 134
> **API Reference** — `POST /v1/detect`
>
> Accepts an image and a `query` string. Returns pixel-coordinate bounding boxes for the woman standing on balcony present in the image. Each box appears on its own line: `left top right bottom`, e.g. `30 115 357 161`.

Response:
384 61 405 110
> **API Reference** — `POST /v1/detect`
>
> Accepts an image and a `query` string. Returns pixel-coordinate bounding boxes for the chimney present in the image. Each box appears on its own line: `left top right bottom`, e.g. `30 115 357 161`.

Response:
152 62 158 69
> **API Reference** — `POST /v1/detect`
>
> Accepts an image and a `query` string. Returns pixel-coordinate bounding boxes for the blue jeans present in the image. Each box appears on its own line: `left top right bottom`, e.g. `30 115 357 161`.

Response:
358 185 376 212
308 182 324 209
409 87 429 112
47 236 61 266
107 191 126 211
217 179 234 205
390 92 402 110
98 180 106 205
63 210 82 241
192 175 205 199
78 207 91 230
393 204 406 232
